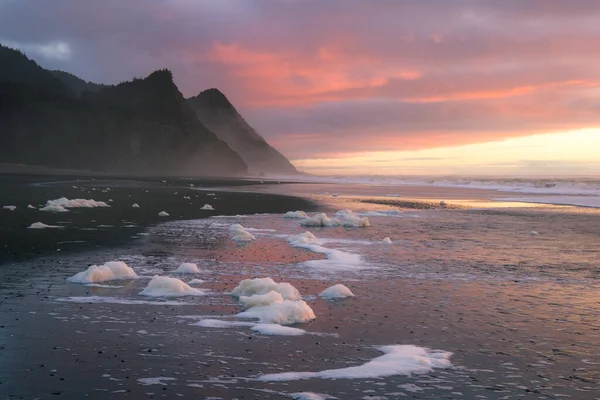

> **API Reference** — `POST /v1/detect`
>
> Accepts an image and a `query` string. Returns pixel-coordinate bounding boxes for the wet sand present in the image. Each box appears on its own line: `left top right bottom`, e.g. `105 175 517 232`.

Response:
1 177 599 399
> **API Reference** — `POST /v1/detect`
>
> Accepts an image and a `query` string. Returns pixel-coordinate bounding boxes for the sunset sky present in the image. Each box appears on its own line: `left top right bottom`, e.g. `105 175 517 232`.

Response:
1 0 600 175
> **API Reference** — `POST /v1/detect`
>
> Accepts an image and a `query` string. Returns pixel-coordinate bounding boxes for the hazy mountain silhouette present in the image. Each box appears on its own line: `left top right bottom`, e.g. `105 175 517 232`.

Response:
187 88 299 175
0 43 298 176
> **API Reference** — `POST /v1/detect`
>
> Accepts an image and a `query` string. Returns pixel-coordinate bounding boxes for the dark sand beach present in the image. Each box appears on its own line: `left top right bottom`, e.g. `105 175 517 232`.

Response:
1 175 599 399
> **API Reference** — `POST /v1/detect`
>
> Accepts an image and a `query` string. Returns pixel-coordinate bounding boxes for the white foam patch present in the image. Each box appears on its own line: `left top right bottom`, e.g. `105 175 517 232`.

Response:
239 291 284 309
284 211 309 219
132 203 140 208
229 224 256 242
382 237 392 244
201 204 215 210
334 209 370 227
319 284 355 299
258 345 452 381
27 204 36 209
39 204 69 212
137 377 176 386
237 299 316 325
28 222 61 229
193 319 254 328
290 392 336 400
289 231 320 246
3 205 16 211
251 324 306 336
56 296 188 305
287 232 364 271
67 261 139 283
300 213 340 227
139 275 207 297
175 262 199 274
158 211 170 217
187 278 205 285
231 277 301 301
42 197 109 210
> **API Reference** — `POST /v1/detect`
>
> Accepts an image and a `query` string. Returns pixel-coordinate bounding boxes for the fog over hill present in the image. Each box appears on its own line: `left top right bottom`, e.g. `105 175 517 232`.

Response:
0 44 299 176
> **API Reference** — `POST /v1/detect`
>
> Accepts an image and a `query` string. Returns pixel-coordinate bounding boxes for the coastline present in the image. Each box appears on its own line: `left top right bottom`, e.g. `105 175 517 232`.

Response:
0 173 318 265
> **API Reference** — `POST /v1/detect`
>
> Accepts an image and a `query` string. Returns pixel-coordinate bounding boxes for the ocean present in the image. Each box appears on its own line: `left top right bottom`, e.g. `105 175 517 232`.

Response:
0 173 599 399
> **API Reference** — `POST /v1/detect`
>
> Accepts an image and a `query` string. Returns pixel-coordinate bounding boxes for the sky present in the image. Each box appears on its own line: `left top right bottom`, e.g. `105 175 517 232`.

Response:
1 0 600 176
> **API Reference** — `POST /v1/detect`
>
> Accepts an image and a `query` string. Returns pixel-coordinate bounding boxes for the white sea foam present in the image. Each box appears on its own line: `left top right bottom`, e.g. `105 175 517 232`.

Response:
258 345 452 381
300 213 340 227
201 204 215 210
158 211 170 217
28 222 61 229
382 237 393 244
2 205 16 211
193 319 254 328
237 299 316 325
187 278 205 285
239 291 284 309
132 203 140 208
287 232 364 271
39 204 69 212
229 223 256 242
319 284 355 299
231 277 301 301
67 261 139 283
251 324 306 336
334 209 370 227
284 210 309 219
42 197 110 210
175 262 199 274
139 276 207 297
27 204 36 209
289 231 320 246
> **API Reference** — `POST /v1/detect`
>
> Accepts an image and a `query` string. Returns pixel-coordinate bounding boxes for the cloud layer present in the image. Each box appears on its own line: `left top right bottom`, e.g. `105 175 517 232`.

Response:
2 0 600 161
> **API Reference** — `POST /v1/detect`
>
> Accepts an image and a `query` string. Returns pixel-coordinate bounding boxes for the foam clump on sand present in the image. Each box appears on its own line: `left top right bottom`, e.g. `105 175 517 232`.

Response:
27 204 36 209
259 345 452 381
28 222 60 229
39 204 69 212
187 278 205 285
334 209 370 227
42 197 110 211
288 231 320 246
3 205 16 211
300 210 369 228
239 290 284 309
201 204 214 210
238 299 316 325
251 324 306 336
529 231 540 236
139 275 206 297
67 261 139 283
175 262 199 274
229 224 256 242
231 277 301 300
158 211 170 217
132 203 140 208
300 213 340 227
287 231 364 271
319 284 354 299
284 210 309 219
382 237 392 244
